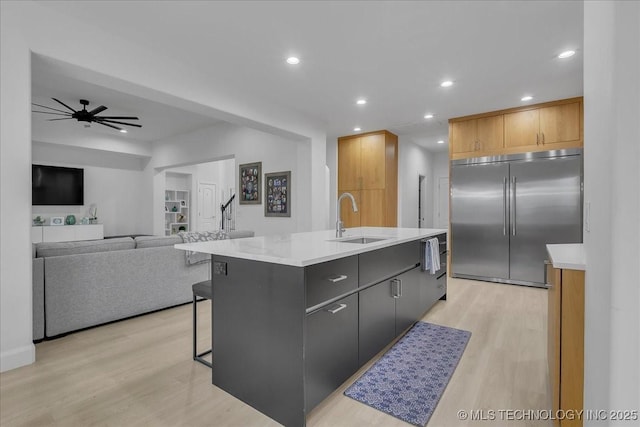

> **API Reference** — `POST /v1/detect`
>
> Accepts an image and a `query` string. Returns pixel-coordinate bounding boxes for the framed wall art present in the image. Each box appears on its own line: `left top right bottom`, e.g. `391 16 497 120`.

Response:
264 171 291 217
238 162 262 205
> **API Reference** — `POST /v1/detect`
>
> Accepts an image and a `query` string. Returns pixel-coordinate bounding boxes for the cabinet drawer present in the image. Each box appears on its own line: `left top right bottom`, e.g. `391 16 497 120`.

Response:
305 256 358 308
359 241 420 286
305 294 359 411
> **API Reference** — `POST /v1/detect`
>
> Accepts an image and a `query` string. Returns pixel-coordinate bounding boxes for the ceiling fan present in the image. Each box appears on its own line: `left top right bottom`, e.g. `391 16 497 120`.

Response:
32 98 142 132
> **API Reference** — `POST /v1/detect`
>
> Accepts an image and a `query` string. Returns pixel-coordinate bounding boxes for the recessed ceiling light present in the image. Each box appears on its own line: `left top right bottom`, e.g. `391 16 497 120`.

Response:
558 50 576 59
286 56 300 65
356 99 367 105
437 140 445 144
119 129 127 133
440 80 453 88
354 127 361 132
521 95 533 101
424 114 434 119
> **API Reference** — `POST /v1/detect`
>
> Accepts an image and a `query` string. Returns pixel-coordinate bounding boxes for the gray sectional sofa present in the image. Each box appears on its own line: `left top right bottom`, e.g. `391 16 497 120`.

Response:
32 231 254 340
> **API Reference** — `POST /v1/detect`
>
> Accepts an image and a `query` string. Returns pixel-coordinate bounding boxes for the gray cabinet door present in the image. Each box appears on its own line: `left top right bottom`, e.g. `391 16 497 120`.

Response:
395 267 422 335
358 281 396 366
305 294 358 412
451 162 510 280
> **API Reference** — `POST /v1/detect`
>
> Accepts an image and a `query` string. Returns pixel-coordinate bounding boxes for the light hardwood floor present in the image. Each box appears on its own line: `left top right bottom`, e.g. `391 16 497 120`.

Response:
0 278 550 426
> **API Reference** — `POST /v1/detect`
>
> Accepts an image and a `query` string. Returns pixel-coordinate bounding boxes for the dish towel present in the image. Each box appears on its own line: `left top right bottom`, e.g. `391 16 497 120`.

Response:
424 237 441 274
179 230 228 265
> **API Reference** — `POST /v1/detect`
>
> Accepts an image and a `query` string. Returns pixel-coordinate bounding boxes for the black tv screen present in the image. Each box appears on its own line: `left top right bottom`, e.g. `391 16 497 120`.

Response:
32 165 84 206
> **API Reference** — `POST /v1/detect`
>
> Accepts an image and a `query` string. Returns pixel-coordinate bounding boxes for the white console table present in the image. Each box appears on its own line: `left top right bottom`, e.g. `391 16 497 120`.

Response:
32 224 104 243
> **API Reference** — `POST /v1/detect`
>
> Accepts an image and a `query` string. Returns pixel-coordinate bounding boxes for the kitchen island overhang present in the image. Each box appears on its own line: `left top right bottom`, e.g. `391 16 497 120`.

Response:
175 227 447 427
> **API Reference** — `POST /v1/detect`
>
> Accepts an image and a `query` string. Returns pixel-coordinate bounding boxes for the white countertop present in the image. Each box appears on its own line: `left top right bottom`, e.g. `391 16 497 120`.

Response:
175 227 447 267
546 243 586 271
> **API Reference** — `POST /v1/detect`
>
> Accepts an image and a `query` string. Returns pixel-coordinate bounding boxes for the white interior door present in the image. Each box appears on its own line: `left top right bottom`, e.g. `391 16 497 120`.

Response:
197 182 217 231
437 176 449 229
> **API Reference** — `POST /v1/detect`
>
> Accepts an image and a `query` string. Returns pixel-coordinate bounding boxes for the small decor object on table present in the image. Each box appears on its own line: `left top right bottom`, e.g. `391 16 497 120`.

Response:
50 216 64 226
264 171 291 217
239 161 262 205
65 215 76 225
33 216 45 226
89 205 98 224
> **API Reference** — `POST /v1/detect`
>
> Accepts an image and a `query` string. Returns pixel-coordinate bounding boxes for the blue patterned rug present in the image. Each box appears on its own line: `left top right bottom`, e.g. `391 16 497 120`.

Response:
344 322 471 426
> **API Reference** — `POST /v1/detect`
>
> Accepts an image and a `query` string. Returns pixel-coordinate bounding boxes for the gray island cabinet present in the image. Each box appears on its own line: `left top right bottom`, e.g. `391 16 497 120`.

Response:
175 227 447 426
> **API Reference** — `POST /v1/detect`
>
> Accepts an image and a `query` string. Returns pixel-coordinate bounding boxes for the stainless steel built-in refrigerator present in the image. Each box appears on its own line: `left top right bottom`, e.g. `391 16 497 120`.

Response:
450 149 582 287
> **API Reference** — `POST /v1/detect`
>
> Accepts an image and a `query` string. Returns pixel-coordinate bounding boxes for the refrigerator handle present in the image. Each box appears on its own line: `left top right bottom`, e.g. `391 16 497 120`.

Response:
503 177 507 235
511 176 517 236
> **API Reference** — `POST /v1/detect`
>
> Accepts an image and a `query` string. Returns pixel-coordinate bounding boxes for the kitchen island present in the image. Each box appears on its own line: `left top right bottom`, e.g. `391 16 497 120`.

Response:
175 227 447 426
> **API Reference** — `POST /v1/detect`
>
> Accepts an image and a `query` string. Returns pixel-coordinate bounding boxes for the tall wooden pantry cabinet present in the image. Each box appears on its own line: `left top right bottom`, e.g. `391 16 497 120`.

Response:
337 130 398 228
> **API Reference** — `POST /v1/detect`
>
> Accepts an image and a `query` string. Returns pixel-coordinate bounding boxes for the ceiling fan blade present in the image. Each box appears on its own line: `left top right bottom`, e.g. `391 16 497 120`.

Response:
95 116 140 120
32 111 73 116
88 105 108 115
52 98 77 113
32 103 72 114
95 121 122 131
96 119 142 128
47 118 74 121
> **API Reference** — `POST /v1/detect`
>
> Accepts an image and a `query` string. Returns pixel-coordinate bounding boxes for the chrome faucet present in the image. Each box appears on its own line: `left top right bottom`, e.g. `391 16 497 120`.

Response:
336 192 358 237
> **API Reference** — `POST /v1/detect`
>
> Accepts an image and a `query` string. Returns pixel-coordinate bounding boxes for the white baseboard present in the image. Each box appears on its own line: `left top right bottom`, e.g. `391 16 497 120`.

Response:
0 343 35 373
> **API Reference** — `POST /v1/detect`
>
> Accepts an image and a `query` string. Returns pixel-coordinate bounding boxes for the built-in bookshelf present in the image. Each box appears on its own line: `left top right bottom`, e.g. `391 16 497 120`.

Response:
165 190 189 236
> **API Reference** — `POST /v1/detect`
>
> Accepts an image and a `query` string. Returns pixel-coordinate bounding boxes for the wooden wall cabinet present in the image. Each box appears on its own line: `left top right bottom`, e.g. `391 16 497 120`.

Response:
547 263 585 427
338 130 398 228
505 100 582 151
450 115 504 156
449 97 583 159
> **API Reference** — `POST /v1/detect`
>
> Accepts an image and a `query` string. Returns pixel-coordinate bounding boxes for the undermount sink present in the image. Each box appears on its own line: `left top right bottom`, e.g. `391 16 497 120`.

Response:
333 236 389 244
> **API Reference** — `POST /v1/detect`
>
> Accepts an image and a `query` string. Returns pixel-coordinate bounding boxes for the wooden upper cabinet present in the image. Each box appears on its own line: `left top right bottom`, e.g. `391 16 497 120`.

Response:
337 130 398 227
360 133 386 189
338 137 361 190
451 115 504 156
477 115 504 152
504 109 540 148
450 120 478 155
539 102 581 146
450 97 583 159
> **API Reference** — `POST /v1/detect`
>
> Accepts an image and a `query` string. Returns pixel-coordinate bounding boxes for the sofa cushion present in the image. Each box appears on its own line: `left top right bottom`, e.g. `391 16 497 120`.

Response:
135 235 182 249
36 237 135 258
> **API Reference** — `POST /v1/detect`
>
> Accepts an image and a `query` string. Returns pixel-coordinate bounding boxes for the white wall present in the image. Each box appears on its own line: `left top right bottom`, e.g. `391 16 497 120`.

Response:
0 1 327 372
398 137 434 228
32 144 153 237
152 122 303 236
583 1 640 421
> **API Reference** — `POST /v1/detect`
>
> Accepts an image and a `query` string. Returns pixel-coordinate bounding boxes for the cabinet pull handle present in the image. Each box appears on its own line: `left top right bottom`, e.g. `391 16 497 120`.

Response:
503 177 507 236
541 132 545 144
327 274 348 283
511 176 517 236
391 279 402 298
326 303 347 314
536 133 540 145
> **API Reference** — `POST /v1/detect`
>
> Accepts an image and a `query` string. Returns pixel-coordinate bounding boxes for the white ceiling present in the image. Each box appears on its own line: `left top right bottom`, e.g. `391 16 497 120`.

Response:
34 1 583 152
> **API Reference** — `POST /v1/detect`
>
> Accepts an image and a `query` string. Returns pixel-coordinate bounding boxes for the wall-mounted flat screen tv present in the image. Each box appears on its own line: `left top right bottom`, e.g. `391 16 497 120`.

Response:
32 164 84 206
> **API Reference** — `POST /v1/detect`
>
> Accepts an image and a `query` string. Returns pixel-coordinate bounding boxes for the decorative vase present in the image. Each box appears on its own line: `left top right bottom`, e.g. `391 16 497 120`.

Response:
65 215 76 225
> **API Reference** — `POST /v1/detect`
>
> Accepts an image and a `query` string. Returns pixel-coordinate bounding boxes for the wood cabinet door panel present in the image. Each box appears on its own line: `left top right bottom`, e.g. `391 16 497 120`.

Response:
560 270 585 421
360 133 386 189
360 189 386 227
451 120 477 154
476 115 504 152
504 109 539 148
539 102 581 145
547 265 561 423
338 137 361 190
